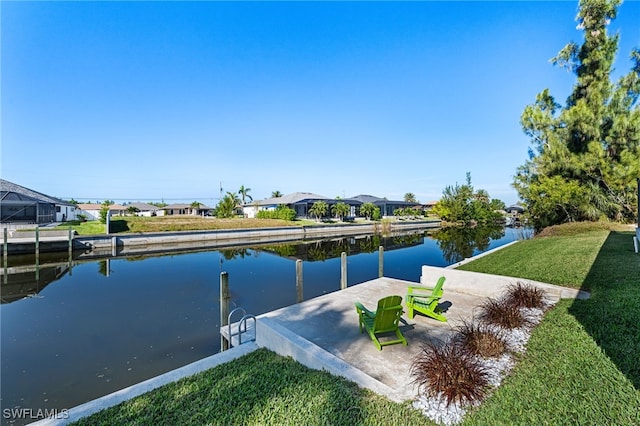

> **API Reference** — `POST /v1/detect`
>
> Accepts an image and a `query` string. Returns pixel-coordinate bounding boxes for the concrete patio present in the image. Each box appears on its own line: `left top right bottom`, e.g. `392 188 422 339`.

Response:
255 266 590 402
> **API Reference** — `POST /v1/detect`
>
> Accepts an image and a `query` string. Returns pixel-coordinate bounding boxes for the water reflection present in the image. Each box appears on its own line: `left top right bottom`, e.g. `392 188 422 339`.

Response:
0 228 530 305
433 225 505 264
258 232 424 262
0 251 73 304
437 225 534 264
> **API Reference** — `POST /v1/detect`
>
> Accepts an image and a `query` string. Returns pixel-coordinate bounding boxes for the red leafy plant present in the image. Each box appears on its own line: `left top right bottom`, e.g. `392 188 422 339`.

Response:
454 319 507 358
477 297 530 330
411 340 490 407
503 281 548 310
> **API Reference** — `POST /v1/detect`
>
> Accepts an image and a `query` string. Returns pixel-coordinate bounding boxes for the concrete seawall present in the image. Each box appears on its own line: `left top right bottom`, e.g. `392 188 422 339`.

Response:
4 220 441 255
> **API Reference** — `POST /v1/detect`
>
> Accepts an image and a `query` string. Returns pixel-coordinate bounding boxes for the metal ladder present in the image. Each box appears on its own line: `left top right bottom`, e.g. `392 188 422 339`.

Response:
227 307 256 347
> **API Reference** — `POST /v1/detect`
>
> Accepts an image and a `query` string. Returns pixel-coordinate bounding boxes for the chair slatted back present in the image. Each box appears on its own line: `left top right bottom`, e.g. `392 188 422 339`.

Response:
373 295 403 332
432 276 445 298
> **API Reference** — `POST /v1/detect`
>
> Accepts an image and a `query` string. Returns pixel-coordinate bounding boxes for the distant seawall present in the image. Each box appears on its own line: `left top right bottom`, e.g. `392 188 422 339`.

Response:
5 221 441 256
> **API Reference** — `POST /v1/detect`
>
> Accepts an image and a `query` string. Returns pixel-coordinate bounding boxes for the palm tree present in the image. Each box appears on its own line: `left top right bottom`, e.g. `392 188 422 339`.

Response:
190 201 202 215
331 202 350 222
474 189 490 203
308 201 328 222
404 192 418 203
216 192 241 218
238 185 253 205
271 190 283 198
359 202 378 220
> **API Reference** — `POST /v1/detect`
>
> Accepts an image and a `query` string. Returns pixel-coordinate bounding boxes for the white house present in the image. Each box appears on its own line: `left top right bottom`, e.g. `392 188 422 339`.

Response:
76 203 127 221
125 202 165 217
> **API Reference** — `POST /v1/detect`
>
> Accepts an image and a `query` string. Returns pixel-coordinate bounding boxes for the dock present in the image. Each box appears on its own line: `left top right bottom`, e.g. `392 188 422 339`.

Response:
232 266 589 402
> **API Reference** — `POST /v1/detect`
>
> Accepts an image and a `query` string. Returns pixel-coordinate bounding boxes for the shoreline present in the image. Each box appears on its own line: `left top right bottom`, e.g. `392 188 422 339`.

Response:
3 220 441 256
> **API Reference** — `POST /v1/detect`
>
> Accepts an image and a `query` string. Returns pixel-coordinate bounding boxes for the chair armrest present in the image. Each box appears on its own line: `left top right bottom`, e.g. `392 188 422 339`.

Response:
407 287 439 298
407 294 440 304
408 285 435 293
355 302 375 318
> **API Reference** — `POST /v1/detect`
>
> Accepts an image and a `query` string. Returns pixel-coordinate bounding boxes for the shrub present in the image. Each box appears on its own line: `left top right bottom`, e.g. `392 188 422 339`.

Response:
256 206 296 221
411 340 490 406
454 320 507 358
99 205 109 224
478 298 529 329
503 281 547 310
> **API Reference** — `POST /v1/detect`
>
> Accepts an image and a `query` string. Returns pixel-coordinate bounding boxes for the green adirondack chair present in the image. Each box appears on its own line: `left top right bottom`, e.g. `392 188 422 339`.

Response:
406 276 447 322
355 295 407 350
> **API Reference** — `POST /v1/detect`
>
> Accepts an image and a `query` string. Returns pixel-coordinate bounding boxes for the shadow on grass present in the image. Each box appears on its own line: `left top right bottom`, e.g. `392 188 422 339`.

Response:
568 230 640 389
108 219 130 233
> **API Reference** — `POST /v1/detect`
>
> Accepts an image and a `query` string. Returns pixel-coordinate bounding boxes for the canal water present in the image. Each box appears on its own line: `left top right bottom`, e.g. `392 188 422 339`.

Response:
0 226 530 424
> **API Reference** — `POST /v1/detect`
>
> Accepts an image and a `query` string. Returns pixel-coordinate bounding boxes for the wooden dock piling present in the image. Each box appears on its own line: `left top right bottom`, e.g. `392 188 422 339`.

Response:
220 272 230 351
340 252 347 290
296 259 303 303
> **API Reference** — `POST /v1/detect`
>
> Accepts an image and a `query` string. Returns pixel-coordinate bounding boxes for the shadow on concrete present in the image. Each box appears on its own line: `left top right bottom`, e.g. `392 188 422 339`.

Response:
567 230 640 389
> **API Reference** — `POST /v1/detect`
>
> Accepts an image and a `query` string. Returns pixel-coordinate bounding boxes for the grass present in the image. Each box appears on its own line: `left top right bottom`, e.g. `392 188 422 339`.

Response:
71 221 640 425
455 222 632 289
57 216 316 235
463 222 640 425
57 214 435 235
53 220 106 235
71 348 429 426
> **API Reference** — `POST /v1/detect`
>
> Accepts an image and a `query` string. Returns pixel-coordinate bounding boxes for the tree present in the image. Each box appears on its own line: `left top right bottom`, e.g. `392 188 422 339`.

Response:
99 200 113 224
433 173 504 225
404 193 418 203
331 202 350 221
515 0 640 230
308 201 328 222
127 206 140 216
359 202 380 221
271 190 283 198
216 192 240 218
190 201 202 215
238 185 253 205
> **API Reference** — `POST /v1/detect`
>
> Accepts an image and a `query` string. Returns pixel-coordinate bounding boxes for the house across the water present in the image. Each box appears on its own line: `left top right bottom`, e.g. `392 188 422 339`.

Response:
0 179 78 225
243 192 421 220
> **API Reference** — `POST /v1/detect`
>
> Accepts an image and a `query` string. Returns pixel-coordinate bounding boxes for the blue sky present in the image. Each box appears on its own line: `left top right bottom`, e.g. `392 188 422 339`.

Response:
2 1 639 207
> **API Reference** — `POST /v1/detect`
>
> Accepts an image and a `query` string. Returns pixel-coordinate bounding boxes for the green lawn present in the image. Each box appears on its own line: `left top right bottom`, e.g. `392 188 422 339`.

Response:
57 216 346 235
72 222 640 425
53 220 106 235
